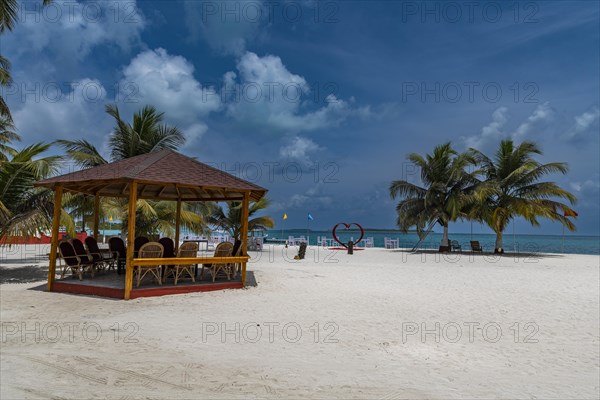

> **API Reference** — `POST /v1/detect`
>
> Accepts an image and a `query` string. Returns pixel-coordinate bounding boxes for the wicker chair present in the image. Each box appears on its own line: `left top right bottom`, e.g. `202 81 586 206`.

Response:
201 242 234 282
133 236 150 258
135 242 164 287
108 237 127 274
58 241 95 280
85 236 115 270
163 241 198 285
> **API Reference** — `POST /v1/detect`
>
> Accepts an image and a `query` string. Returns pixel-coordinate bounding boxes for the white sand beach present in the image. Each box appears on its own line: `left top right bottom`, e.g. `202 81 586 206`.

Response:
1 244 599 399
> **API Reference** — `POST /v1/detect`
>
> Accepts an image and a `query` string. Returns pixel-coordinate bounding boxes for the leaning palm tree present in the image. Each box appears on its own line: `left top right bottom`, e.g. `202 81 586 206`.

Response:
468 140 577 253
389 143 476 249
57 104 206 236
209 197 274 240
0 143 74 241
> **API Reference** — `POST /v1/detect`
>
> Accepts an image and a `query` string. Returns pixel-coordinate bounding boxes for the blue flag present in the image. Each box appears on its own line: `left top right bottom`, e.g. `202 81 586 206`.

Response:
307 213 314 221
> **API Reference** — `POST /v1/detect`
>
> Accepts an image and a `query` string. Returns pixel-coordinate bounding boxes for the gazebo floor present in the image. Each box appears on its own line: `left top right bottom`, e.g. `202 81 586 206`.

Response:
53 270 243 299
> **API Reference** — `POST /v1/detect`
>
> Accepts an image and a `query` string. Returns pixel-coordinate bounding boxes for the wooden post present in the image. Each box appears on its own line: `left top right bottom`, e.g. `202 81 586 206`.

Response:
124 181 137 300
93 193 100 239
174 199 181 251
47 186 63 291
240 192 250 287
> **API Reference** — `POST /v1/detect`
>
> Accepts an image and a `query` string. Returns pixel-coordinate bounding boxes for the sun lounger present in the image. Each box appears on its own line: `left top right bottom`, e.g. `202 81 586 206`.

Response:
451 240 462 252
470 241 483 252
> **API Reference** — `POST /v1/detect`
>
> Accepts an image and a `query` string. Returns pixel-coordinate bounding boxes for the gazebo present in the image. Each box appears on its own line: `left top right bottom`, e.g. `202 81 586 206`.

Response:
34 149 267 300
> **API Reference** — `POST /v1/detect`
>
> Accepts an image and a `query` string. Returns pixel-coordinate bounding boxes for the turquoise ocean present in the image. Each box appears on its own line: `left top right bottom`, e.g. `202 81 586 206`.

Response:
265 229 600 255
100 228 599 255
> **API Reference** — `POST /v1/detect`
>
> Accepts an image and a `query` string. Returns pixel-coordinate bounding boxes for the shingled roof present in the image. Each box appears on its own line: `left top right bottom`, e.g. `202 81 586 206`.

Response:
35 149 267 202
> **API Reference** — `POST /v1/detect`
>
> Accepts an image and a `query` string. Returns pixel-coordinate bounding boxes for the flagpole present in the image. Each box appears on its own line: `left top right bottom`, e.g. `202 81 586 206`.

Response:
306 215 309 246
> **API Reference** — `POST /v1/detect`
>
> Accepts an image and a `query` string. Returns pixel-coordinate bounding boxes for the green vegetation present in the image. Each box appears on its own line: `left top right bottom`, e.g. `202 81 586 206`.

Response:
0 100 273 240
209 197 275 240
0 143 74 240
390 140 577 253
390 143 477 247
58 104 205 238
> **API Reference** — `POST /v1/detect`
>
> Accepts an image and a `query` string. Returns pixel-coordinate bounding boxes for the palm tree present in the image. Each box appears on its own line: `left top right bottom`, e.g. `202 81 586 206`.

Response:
0 0 53 32
1 0 53 121
0 55 12 122
468 140 577 253
0 143 74 241
58 104 205 237
389 143 476 248
209 197 274 240
0 115 20 161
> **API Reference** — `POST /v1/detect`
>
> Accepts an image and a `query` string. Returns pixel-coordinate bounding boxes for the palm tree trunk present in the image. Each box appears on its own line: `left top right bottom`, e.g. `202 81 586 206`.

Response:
494 231 504 254
441 224 449 247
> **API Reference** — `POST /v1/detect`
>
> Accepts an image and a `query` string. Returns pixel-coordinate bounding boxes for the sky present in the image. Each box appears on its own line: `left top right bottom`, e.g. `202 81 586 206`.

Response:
3 0 599 235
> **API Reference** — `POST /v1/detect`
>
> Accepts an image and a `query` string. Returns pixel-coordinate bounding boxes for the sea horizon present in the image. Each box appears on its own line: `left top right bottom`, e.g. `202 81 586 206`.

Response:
265 229 600 255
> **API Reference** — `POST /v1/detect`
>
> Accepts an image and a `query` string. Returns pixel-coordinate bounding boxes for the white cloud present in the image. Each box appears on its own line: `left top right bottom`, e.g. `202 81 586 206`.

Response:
224 52 367 134
13 79 110 143
563 106 600 141
279 136 322 166
462 103 555 151
512 102 554 139
569 177 600 208
6 0 145 64
462 106 508 150
118 48 222 143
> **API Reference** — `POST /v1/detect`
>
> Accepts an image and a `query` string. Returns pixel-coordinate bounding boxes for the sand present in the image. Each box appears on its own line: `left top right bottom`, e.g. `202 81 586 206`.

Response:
1 244 599 399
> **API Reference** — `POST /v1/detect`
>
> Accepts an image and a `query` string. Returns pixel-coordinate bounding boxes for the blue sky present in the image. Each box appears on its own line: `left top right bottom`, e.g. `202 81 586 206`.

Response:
4 0 600 234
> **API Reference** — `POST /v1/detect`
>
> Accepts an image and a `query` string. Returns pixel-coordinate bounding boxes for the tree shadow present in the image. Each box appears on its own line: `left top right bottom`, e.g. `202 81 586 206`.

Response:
0 265 49 284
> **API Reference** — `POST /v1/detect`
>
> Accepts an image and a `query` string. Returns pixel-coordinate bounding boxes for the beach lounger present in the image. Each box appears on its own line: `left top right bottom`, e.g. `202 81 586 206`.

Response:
58 240 95 280
201 241 234 282
451 240 462 252
163 241 198 285
135 242 164 287
470 241 483 252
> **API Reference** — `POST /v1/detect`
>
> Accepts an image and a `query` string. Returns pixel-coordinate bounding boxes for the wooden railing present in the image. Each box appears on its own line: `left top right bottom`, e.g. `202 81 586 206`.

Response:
131 256 248 266
124 256 249 299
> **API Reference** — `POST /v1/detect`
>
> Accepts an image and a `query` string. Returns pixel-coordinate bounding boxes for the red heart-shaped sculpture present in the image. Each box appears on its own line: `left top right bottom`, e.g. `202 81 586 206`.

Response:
332 223 365 248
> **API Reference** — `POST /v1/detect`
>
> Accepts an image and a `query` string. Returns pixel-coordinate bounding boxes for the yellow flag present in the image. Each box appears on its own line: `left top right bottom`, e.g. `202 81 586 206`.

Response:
283 213 288 220
109 216 113 221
